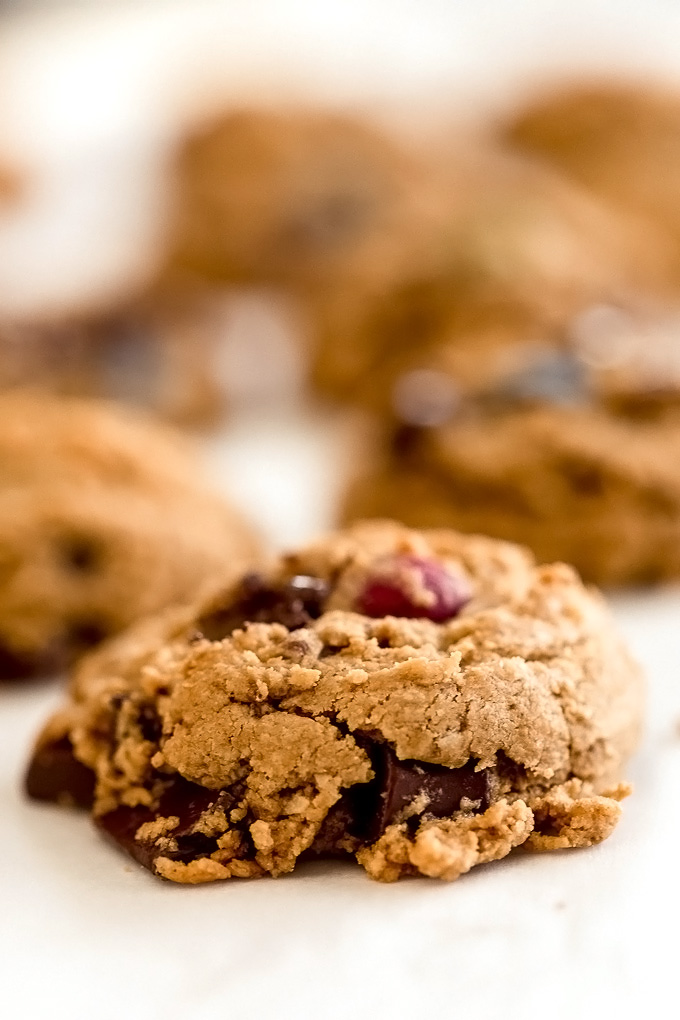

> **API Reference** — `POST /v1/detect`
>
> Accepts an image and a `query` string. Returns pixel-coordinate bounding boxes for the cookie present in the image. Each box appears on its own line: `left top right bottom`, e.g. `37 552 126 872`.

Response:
308 146 673 406
170 107 434 286
26 520 642 884
0 391 258 680
342 306 680 586
0 275 229 429
505 81 680 276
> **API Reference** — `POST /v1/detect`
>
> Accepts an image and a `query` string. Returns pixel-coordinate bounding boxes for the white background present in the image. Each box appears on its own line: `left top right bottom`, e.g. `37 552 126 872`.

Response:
1 3 680 1018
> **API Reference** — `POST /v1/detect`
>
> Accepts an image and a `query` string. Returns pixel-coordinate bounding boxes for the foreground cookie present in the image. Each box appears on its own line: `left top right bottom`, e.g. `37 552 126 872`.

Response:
26 521 642 883
0 392 258 680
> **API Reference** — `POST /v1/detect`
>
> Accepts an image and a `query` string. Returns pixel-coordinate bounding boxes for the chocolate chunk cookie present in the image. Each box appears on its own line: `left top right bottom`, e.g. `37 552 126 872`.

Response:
0 391 258 680
170 108 433 286
0 272 230 429
27 521 642 883
342 306 680 587
308 145 672 406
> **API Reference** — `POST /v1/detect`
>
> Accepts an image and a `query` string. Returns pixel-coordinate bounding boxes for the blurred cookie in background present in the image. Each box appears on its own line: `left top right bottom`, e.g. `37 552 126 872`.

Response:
0 273 232 429
307 145 676 409
505 81 680 276
169 106 438 287
0 391 259 683
342 307 680 586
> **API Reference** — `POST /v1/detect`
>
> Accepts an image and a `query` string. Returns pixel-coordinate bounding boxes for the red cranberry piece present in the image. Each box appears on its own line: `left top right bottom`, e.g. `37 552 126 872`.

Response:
357 555 471 622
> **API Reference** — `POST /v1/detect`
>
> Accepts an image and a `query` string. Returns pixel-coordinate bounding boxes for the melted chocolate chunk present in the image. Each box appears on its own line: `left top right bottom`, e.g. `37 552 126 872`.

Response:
138 705 162 743
25 736 95 808
305 794 358 859
96 775 227 873
196 572 329 641
352 743 491 842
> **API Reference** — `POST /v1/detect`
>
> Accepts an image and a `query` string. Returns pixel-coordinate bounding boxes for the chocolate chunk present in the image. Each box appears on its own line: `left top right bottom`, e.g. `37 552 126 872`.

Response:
196 572 329 640
95 803 158 870
96 775 226 873
25 736 95 808
305 793 358 859
137 704 162 743
353 744 491 842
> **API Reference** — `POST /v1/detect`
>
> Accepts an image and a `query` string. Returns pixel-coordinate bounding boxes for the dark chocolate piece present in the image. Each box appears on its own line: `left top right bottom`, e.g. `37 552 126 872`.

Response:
96 775 226 873
353 744 491 842
305 794 358 859
137 704 162 743
25 736 95 808
197 572 329 641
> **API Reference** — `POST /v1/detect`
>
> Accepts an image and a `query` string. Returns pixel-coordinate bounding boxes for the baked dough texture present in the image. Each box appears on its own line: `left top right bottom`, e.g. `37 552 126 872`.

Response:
26 520 642 883
0 391 258 680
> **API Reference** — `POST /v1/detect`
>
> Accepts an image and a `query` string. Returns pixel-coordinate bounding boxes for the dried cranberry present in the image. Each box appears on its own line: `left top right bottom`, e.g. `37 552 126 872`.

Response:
357 555 470 622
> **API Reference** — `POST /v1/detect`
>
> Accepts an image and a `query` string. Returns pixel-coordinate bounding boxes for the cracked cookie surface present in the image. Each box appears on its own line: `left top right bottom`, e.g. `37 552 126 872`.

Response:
27 520 642 883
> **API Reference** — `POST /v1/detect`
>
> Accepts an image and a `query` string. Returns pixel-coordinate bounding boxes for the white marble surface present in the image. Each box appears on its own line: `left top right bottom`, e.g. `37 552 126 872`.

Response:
0 407 678 1020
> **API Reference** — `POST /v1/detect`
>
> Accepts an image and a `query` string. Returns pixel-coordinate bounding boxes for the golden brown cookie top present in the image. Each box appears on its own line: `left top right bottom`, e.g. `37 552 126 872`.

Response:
58 520 638 804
